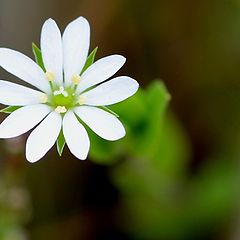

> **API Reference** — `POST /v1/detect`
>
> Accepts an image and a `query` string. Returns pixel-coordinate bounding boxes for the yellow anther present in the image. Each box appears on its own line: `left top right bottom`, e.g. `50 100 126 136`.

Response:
71 74 81 85
55 106 67 114
39 93 48 103
45 71 55 82
78 96 85 105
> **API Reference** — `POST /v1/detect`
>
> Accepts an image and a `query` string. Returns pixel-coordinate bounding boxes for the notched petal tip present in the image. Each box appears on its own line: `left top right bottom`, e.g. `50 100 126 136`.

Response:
114 54 126 64
124 76 140 94
105 54 126 65
75 16 90 25
42 18 58 30
45 18 55 23
133 78 140 90
119 128 126 140
67 16 90 31
26 154 41 164
78 155 88 161
107 130 126 142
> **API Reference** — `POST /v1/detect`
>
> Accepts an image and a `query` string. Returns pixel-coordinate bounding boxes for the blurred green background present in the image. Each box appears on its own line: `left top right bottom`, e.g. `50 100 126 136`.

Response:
1 0 240 239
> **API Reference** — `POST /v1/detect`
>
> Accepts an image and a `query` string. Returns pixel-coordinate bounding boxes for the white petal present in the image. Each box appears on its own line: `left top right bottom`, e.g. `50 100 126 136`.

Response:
81 76 139 106
63 17 90 87
75 106 125 141
0 80 44 106
26 111 62 163
0 48 50 93
0 104 51 138
77 55 126 93
41 18 63 85
63 110 90 160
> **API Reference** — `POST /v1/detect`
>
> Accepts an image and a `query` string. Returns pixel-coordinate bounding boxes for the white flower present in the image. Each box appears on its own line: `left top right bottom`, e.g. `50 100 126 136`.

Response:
0 17 139 163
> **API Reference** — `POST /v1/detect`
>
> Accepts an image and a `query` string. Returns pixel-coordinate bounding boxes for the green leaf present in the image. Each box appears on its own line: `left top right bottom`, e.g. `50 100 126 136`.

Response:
32 42 46 71
89 130 123 165
81 47 98 74
57 129 65 156
0 106 22 113
111 80 171 159
139 80 171 158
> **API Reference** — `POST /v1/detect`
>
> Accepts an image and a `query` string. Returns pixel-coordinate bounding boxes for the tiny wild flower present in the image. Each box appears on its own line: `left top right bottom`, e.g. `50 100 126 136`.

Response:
0 17 139 163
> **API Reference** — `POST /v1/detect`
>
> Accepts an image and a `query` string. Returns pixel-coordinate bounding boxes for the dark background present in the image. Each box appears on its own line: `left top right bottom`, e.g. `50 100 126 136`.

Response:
1 0 240 239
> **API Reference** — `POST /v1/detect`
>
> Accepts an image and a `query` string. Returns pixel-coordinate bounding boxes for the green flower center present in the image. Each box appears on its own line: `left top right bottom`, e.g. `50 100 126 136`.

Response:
41 73 85 113
50 86 77 108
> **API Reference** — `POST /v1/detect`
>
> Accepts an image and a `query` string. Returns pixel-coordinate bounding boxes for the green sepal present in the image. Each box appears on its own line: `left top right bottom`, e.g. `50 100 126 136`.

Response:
57 129 65 156
81 47 98 74
32 42 46 72
0 106 22 113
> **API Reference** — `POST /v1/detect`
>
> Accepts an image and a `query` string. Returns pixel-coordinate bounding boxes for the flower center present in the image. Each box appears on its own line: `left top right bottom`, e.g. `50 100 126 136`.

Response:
50 86 77 109
42 72 86 112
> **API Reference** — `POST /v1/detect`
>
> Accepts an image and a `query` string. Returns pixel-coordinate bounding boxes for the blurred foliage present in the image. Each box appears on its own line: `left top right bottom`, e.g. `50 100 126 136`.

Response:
88 80 238 240
89 81 171 163
108 85 237 240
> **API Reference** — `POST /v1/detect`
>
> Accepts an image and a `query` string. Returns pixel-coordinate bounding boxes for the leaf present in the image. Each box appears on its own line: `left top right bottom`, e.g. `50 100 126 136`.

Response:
153 112 190 178
111 80 171 159
111 89 147 127
57 129 65 156
89 130 123 165
32 42 46 72
138 80 171 158
0 106 22 113
81 47 98 74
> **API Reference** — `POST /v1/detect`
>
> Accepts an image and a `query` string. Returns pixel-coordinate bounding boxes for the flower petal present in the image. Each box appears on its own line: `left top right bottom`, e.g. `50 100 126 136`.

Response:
26 111 62 163
75 106 125 141
63 110 90 160
0 104 51 138
0 48 50 93
41 18 63 85
63 17 90 87
0 80 44 106
77 55 126 93
81 76 139 106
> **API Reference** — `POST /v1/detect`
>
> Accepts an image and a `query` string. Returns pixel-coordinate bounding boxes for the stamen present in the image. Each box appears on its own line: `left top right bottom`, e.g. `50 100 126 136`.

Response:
55 106 67 114
59 86 65 91
45 71 55 82
53 86 69 97
39 93 48 103
78 96 85 105
71 74 81 85
53 90 61 96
